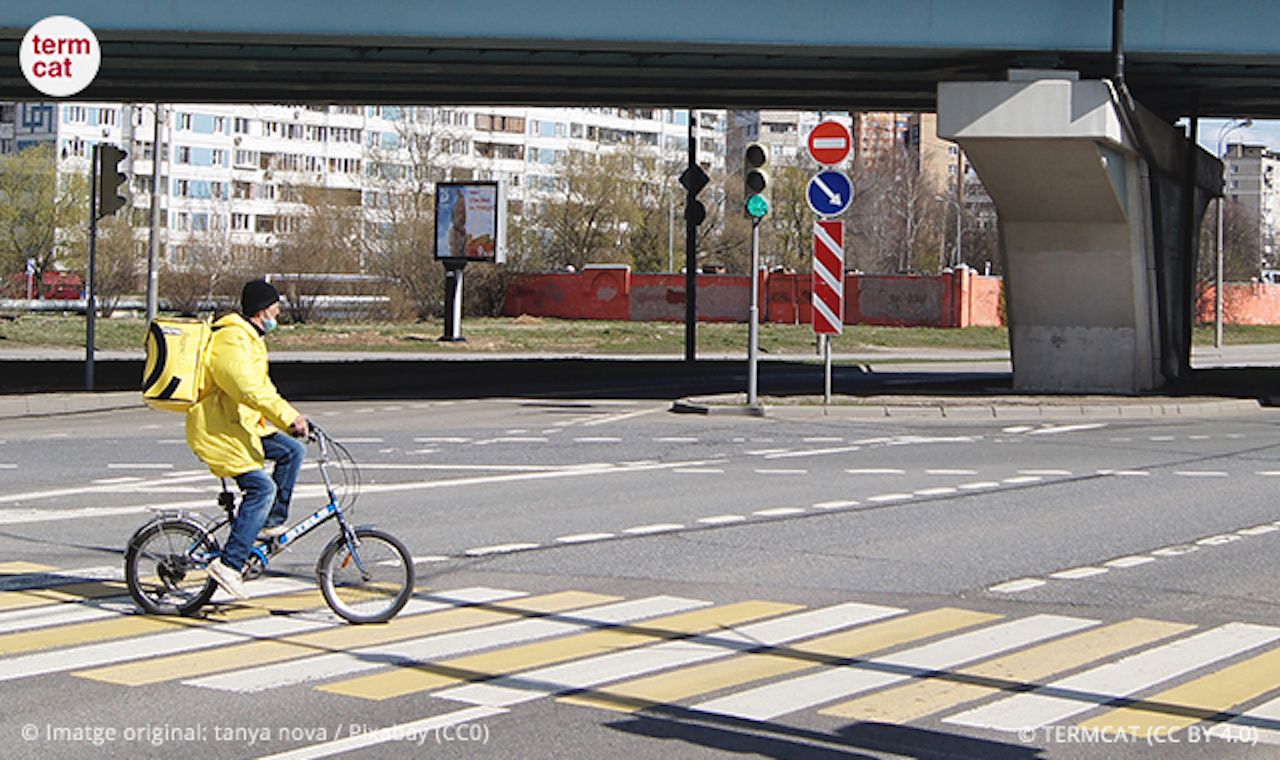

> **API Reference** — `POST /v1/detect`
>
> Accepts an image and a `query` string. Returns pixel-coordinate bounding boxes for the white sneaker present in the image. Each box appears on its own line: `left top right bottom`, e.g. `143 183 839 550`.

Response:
258 524 287 540
208 559 249 600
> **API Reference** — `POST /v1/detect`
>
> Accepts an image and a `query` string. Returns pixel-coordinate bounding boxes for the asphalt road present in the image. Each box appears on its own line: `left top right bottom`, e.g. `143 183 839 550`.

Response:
4 399 1280 759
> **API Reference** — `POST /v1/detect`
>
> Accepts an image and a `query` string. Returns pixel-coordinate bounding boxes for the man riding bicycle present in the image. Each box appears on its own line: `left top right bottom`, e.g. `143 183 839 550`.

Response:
187 279 309 600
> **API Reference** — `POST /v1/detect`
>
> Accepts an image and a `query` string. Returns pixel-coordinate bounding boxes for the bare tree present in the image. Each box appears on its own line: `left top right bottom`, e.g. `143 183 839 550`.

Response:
850 146 943 273
82 215 140 317
272 184 363 322
360 108 451 320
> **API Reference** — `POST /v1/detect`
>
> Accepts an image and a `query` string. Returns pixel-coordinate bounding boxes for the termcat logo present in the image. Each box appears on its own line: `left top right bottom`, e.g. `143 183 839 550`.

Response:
20 16 101 97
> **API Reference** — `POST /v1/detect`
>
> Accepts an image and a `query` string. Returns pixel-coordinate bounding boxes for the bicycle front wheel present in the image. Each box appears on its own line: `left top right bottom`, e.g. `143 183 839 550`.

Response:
316 528 414 624
125 518 218 616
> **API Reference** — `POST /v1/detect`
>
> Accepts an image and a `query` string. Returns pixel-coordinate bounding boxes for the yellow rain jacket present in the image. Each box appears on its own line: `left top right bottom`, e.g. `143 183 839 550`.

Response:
185 313 300 478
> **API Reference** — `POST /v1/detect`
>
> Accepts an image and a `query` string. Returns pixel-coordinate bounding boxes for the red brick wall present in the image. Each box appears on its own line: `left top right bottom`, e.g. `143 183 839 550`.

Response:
504 269 1005 327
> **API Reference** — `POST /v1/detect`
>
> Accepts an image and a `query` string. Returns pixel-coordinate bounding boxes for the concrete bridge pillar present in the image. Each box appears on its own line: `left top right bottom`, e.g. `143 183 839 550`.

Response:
939 73 1220 393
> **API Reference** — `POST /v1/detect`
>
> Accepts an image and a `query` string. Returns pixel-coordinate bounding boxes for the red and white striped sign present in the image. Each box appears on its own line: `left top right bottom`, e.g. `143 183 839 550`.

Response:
812 220 844 335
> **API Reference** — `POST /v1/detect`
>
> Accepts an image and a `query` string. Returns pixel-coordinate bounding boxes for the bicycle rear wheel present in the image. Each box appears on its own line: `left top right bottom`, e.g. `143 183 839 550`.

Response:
125 518 218 616
316 528 413 624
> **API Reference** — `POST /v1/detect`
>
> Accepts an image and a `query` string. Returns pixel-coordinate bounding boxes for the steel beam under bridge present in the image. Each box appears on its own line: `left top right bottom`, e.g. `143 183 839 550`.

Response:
5 1 1280 116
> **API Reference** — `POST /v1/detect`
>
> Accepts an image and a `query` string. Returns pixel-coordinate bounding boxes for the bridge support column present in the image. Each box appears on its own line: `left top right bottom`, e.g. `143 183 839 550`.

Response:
939 74 1220 393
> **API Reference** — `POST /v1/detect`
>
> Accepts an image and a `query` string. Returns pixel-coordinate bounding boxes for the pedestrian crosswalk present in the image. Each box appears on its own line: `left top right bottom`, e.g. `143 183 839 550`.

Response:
4 562 1280 747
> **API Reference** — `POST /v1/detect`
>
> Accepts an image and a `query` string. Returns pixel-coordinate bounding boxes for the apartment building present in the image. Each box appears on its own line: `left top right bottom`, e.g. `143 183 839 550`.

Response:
0 102 724 265
1222 142 1280 268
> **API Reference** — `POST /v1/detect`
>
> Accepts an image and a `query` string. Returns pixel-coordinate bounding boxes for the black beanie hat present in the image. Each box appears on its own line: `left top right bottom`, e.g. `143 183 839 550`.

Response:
241 279 280 316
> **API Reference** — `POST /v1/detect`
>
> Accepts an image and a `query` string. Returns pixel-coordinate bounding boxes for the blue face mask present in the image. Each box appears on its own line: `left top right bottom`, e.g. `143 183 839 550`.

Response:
262 317 278 333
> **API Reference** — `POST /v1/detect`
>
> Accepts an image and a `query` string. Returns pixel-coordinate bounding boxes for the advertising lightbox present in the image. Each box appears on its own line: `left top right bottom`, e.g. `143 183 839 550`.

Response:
434 181 507 263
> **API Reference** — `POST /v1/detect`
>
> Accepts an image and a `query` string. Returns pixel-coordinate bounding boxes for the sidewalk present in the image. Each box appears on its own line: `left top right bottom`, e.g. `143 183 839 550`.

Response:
1 344 1277 421
672 393 1262 420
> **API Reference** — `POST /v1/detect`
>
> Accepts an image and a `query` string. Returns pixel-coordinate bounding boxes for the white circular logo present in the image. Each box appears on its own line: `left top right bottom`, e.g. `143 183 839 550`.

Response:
20 16 100 98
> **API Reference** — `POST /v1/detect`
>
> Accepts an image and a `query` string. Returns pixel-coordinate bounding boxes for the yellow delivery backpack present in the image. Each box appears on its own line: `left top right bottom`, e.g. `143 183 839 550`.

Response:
141 317 214 412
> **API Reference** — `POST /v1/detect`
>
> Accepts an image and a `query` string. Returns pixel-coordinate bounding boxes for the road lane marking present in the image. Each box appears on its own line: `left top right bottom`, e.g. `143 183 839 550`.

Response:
561 607 980 715
866 493 913 503
445 602 901 708
1105 556 1156 569
697 515 746 525
465 543 541 556
765 445 862 459
821 618 1191 723
1 459 731 524
106 463 175 470
754 469 808 475
845 468 905 475
927 469 977 476
945 623 1280 733
623 524 685 535
674 468 723 474
259 706 507 760
988 579 1047 594
1028 424 1107 436
692 614 1093 721
582 408 662 427
655 437 699 443
555 533 615 544
1049 567 1109 580
813 500 858 509
958 482 1001 490
1018 470 1072 476
1002 476 1043 484
1175 471 1229 478
754 508 805 518
914 487 958 497
318 601 797 701
189 595 701 694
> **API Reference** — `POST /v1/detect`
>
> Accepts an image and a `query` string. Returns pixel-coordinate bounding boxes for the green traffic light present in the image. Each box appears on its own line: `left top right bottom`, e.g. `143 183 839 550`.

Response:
745 194 769 218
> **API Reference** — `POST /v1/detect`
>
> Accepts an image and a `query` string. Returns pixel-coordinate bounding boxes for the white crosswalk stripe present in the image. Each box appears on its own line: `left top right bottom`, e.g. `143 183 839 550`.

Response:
186 595 708 694
946 623 1280 733
436 601 905 707
692 614 1098 721
0 586 512 683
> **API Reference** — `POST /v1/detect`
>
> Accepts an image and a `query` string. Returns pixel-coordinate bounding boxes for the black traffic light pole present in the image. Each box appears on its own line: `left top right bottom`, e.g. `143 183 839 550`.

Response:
85 144 100 392
85 144 129 391
684 111 698 363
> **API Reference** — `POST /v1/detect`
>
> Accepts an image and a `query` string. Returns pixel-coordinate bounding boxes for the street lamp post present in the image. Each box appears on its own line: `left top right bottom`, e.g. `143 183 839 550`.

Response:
1215 117 1251 349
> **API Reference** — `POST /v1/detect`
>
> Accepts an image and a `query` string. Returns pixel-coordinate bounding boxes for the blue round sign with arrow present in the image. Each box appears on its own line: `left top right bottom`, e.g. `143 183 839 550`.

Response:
807 170 854 217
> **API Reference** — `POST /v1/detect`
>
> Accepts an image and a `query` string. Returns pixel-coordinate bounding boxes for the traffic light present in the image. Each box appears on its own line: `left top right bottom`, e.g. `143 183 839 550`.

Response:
680 164 709 226
96 144 128 219
743 142 769 218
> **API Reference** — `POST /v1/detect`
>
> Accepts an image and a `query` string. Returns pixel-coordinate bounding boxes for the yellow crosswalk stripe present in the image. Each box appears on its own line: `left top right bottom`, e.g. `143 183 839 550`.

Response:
0 580 129 612
1079 646 1280 736
0 562 58 575
561 607 997 714
820 618 1193 722
75 591 616 686
0 590 327 656
319 600 801 701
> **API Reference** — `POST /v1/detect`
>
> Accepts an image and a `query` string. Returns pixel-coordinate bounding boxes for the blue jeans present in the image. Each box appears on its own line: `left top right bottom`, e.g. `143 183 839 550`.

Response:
223 432 306 571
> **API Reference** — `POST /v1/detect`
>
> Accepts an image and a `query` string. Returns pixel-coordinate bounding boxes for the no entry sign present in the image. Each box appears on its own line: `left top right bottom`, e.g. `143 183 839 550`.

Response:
807 121 852 166
812 220 845 335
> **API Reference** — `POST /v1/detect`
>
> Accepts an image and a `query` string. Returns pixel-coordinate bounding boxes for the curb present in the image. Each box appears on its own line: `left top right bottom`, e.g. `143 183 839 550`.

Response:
0 392 142 420
671 400 767 417
673 397 1264 420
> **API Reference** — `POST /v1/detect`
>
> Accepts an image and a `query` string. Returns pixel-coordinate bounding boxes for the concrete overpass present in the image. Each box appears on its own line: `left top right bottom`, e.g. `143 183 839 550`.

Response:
5 1 1280 392
3 1 1280 115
